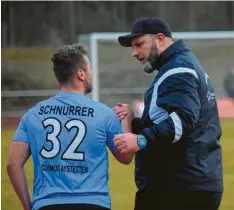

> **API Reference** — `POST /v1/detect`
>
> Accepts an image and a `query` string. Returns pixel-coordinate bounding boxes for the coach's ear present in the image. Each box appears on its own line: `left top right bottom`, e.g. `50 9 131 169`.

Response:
76 68 85 82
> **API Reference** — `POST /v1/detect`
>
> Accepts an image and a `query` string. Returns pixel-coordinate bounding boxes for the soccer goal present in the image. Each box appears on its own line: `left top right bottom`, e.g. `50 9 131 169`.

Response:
2 31 234 121
78 31 234 114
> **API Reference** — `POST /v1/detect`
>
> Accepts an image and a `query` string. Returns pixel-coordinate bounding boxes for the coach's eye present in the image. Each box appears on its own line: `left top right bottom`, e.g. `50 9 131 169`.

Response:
136 42 143 47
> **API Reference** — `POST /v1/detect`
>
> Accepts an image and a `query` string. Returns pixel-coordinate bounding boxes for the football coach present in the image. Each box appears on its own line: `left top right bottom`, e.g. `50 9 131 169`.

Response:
113 17 223 210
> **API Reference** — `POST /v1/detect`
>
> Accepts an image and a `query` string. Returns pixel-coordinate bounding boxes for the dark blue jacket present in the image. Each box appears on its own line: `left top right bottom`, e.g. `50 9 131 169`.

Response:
132 40 223 192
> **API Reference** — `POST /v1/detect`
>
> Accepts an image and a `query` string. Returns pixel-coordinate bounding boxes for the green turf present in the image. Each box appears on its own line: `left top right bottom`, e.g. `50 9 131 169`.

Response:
1 120 234 210
2 47 56 61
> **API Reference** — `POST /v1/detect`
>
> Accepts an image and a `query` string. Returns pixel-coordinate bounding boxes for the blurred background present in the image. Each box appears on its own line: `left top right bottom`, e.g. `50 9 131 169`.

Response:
1 1 234 210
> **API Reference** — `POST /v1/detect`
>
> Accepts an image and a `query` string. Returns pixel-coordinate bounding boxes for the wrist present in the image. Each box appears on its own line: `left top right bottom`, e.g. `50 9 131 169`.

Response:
137 134 147 150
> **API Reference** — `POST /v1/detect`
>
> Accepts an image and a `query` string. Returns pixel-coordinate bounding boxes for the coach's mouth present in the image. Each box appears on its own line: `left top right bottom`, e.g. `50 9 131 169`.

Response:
138 58 145 64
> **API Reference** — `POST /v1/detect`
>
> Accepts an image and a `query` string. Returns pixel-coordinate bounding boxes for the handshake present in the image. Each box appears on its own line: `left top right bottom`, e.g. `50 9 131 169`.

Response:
113 103 134 122
112 104 140 154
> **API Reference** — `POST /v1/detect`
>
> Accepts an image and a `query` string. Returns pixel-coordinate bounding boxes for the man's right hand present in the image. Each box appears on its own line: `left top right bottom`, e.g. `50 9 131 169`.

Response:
112 103 134 121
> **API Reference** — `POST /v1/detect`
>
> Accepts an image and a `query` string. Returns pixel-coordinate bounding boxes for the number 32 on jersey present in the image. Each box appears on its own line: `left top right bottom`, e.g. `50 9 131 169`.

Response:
40 118 87 161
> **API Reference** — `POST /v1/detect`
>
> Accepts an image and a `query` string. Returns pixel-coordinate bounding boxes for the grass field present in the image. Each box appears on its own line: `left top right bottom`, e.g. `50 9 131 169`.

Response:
1 120 234 210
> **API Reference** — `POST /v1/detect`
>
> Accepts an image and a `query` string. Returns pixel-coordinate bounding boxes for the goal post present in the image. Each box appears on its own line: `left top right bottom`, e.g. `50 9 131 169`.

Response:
2 31 234 122
78 31 234 102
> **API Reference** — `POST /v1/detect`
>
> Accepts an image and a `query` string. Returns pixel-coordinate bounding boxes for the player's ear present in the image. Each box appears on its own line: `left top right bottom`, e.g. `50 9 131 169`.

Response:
76 68 85 81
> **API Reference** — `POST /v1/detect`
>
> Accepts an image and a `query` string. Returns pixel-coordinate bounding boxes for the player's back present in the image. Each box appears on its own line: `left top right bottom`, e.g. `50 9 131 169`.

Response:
21 92 119 210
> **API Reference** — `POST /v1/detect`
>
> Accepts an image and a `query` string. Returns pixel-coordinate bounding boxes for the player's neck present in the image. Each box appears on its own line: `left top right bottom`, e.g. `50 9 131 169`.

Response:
60 85 85 95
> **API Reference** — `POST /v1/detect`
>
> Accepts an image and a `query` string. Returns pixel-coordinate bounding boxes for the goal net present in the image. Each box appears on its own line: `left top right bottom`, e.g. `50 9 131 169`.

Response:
79 31 234 116
2 31 234 122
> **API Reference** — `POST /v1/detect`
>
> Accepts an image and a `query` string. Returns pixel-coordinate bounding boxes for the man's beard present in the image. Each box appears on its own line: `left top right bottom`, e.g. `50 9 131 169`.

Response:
85 87 92 94
143 61 155 73
84 80 93 94
143 44 160 73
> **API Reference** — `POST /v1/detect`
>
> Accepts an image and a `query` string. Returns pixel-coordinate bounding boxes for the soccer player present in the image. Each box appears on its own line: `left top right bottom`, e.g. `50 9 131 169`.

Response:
7 44 133 210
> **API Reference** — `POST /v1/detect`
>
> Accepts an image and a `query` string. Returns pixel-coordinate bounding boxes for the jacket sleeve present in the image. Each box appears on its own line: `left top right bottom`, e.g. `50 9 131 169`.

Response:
140 69 201 146
131 117 143 134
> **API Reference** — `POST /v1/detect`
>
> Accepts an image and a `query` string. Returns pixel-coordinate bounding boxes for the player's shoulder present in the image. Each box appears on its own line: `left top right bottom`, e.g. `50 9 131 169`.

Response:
95 101 113 113
90 99 116 118
25 97 55 116
95 101 111 111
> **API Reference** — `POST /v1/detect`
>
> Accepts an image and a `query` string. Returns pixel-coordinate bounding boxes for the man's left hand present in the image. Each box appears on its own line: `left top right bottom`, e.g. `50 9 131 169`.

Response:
114 133 140 154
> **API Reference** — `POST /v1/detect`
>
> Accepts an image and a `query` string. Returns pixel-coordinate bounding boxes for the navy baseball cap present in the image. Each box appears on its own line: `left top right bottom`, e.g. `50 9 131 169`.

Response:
118 17 172 47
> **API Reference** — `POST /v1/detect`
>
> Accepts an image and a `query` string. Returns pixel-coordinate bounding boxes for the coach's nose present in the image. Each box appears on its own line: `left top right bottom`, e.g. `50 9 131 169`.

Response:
132 47 139 57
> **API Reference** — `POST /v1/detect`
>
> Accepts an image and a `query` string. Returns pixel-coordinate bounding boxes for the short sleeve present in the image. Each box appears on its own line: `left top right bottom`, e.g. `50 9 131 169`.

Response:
105 109 123 151
13 114 28 144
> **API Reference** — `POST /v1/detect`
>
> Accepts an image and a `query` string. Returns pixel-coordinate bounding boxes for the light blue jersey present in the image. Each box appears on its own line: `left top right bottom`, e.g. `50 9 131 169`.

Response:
13 92 122 210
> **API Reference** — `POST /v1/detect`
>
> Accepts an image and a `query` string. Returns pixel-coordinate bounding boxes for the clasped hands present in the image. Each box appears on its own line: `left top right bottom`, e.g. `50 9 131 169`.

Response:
112 104 140 154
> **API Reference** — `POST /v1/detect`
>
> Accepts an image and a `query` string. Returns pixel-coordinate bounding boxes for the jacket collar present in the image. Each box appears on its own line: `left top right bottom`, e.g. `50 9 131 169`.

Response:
153 39 190 71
